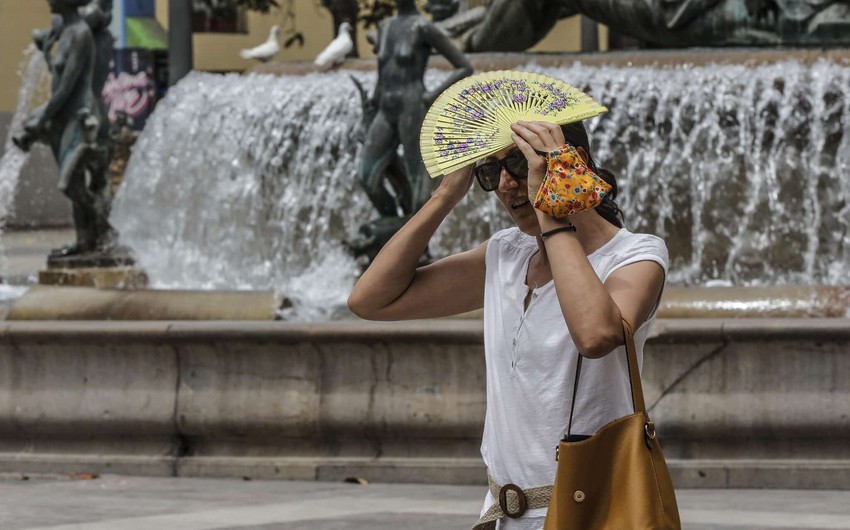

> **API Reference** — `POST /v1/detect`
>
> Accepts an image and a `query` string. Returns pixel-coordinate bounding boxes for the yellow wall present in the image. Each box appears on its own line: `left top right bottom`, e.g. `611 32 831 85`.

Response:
154 0 374 71
1 1 604 112
169 7 605 72
531 17 582 53
0 0 52 111
531 17 609 53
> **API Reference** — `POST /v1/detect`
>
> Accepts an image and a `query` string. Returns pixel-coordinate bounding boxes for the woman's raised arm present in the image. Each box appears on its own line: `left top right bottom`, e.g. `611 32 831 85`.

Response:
510 120 665 358
348 165 487 321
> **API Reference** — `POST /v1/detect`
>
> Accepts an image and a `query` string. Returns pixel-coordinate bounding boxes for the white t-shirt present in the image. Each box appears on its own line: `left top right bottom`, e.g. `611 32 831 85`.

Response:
479 227 669 529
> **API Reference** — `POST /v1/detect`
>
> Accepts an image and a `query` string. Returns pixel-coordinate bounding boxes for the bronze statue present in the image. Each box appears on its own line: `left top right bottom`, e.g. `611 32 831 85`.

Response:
453 0 850 52
350 0 472 260
424 0 460 22
108 111 137 194
14 0 114 256
83 0 114 149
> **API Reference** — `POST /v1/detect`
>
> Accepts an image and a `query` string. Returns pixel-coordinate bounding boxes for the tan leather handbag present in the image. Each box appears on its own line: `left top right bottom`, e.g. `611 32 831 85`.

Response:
543 319 681 530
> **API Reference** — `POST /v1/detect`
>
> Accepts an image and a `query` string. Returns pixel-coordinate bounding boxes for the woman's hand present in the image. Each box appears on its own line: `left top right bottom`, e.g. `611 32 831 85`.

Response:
433 164 475 207
510 121 566 199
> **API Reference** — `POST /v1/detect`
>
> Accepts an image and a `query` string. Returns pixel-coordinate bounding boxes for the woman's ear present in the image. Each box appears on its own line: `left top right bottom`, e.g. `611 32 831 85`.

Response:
575 146 590 165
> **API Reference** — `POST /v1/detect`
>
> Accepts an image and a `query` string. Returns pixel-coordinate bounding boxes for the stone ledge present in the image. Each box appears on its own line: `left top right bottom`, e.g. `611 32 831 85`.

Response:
38 267 148 290
4 318 850 342
650 318 850 341
668 459 850 490
0 453 847 489
178 456 488 485
0 454 175 477
0 318 847 489
252 48 850 77
7 286 282 321
10 286 850 321
0 319 486 343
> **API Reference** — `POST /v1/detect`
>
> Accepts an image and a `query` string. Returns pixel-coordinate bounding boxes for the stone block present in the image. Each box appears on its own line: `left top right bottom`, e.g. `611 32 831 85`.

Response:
38 266 148 289
0 319 847 488
176 341 322 441
0 327 177 440
8 286 281 320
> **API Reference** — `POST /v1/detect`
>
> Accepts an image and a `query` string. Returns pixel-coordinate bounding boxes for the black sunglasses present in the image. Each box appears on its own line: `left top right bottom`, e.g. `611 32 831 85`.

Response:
473 150 529 192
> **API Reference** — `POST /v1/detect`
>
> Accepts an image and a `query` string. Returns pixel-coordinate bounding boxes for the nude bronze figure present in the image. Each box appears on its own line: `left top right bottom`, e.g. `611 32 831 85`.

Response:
350 0 472 261
14 0 115 256
453 0 850 52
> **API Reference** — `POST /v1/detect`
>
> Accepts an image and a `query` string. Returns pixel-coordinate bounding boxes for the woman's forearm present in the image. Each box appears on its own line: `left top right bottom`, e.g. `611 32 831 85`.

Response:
538 216 623 358
348 192 456 317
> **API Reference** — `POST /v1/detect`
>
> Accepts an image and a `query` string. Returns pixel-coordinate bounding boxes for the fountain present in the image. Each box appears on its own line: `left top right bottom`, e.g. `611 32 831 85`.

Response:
0 47 49 317
450 0 850 52
0 48 48 269
103 58 850 320
347 0 472 261
1 4 850 492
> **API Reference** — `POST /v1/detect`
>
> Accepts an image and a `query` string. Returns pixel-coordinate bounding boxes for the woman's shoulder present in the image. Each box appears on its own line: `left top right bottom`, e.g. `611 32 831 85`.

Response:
601 228 669 270
486 227 535 262
620 230 668 253
490 227 535 249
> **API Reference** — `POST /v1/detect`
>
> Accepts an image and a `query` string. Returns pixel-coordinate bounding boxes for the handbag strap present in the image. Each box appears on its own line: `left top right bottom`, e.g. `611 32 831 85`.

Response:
566 318 647 437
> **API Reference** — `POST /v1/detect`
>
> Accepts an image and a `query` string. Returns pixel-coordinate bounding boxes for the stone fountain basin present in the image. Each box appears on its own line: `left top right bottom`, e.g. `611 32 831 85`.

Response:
5 285 850 320
5 286 285 320
251 48 850 76
0 317 847 489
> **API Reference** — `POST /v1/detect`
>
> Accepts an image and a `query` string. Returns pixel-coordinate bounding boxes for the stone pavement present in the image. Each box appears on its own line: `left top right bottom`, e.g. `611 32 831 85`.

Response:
0 475 849 530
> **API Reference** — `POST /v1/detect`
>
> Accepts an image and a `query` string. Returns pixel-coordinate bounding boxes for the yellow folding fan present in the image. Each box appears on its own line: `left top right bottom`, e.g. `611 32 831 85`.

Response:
420 70 608 178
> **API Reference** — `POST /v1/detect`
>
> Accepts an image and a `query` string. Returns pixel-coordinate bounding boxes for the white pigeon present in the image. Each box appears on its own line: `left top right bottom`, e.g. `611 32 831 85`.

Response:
240 25 281 62
314 22 354 70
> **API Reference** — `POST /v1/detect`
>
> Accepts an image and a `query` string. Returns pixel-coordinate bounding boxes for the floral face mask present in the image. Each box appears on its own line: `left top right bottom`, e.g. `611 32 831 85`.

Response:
533 144 612 218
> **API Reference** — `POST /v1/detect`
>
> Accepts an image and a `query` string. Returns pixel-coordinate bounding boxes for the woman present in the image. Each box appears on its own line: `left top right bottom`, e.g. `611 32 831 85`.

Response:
348 119 668 529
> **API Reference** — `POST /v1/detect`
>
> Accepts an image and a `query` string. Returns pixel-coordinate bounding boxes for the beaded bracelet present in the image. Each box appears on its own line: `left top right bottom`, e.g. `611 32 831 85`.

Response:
540 225 577 240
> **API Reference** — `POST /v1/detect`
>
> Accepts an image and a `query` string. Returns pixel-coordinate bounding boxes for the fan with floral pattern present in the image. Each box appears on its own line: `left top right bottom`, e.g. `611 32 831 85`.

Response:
420 70 607 178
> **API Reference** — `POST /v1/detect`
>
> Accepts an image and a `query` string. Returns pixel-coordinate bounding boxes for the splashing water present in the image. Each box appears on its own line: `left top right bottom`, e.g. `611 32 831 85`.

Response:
112 70 505 320
0 47 48 276
544 60 850 286
111 61 850 319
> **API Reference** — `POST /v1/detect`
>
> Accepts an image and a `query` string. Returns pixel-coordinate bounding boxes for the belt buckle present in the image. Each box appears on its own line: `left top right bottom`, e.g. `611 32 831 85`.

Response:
498 483 528 519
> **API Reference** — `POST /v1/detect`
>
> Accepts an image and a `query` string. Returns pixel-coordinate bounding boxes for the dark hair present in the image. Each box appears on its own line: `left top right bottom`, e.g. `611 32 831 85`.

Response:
559 122 624 229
